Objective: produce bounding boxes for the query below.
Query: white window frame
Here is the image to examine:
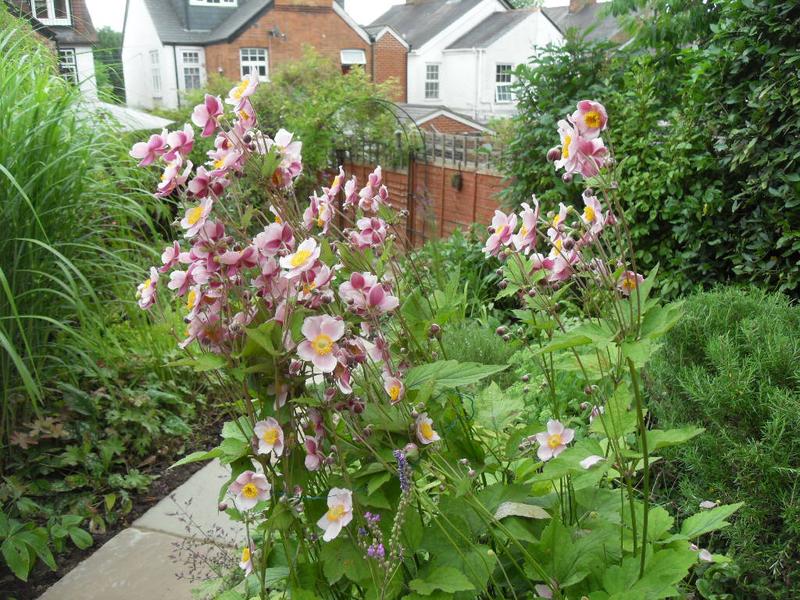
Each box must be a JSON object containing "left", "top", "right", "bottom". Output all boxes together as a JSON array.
[
  {"left": 424, "top": 63, "right": 440, "bottom": 101},
  {"left": 340, "top": 49, "right": 366, "bottom": 66},
  {"left": 179, "top": 48, "right": 205, "bottom": 91},
  {"left": 239, "top": 48, "right": 268, "bottom": 81},
  {"left": 188, "top": 0, "right": 237, "bottom": 6},
  {"left": 58, "top": 48, "right": 77, "bottom": 85},
  {"left": 30, "top": 0, "right": 71, "bottom": 26},
  {"left": 495, "top": 63, "right": 514, "bottom": 103},
  {"left": 150, "top": 50, "right": 162, "bottom": 97}
]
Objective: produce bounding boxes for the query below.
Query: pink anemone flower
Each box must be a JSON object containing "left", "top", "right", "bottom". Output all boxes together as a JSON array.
[
  {"left": 317, "top": 488, "right": 353, "bottom": 542},
  {"left": 129, "top": 130, "right": 167, "bottom": 166},
  {"left": 254, "top": 222, "right": 294, "bottom": 258},
  {"left": 279, "top": 238, "right": 320, "bottom": 279},
  {"left": 483, "top": 210, "right": 517, "bottom": 257},
  {"left": 534, "top": 419, "right": 574, "bottom": 461},
  {"left": 229, "top": 471, "right": 271, "bottom": 510},
  {"left": 617, "top": 271, "right": 644, "bottom": 296},
  {"left": 180, "top": 197, "right": 214, "bottom": 238},
  {"left": 191, "top": 94, "right": 224, "bottom": 138},
  {"left": 254, "top": 417, "right": 284, "bottom": 457},
  {"left": 188, "top": 165, "right": 228, "bottom": 199},
  {"left": 164, "top": 124, "right": 195, "bottom": 161},
  {"left": 226, "top": 73, "right": 259, "bottom": 110},
  {"left": 512, "top": 198, "right": 541, "bottom": 253},
  {"left": 297, "top": 315, "right": 345, "bottom": 373},
  {"left": 383, "top": 373, "right": 405, "bottom": 405},
  {"left": 304, "top": 437, "right": 324, "bottom": 471},
  {"left": 239, "top": 544, "right": 255, "bottom": 575},
  {"left": 160, "top": 241, "right": 181, "bottom": 273},
  {"left": 415, "top": 412, "right": 441, "bottom": 445},
  {"left": 572, "top": 100, "right": 608, "bottom": 139},
  {"left": 343, "top": 175, "right": 359, "bottom": 209},
  {"left": 136, "top": 267, "right": 159, "bottom": 310},
  {"left": 156, "top": 158, "right": 192, "bottom": 197}
]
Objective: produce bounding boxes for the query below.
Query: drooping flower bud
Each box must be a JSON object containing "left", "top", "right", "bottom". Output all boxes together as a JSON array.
[{"left": 547, "top": 147, "right": 561, "bottom": 162}]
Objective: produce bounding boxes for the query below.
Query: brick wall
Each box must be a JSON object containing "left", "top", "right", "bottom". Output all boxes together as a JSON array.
[
  {"left": 342, "top": 160, "right": 504, "bottom": 247},
  {"left": 372, "top": 32, "right": 407, "bottom": 103},
  {"left": 205, "top": 4, "right": 371, "bottom": 82},
  {"left": 421, "top": 115, "right": 483, "bottom": 135}
]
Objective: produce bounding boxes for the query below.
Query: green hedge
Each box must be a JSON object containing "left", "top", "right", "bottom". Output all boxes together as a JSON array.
[
  {"left": 502, "top": 0, "right": 800, "bottom": 297},
  {"left": 646, "top": 287, "right": 800, "bottom": 597}
]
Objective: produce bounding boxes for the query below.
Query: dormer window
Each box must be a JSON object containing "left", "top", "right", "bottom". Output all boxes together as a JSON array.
[
  {"left": 30, "top": 0, "right": 71, "bottom": 26},
  {"left": 188, "top": 0, "right": 238, "bottom": 6}
]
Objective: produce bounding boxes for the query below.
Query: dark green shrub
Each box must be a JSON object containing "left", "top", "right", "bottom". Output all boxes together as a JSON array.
[{"left": 646, "top": 287, "right": 800, "bottom": 597}]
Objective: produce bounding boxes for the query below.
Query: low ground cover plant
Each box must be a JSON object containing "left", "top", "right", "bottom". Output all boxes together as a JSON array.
[
  {"left": 647, "top": 287, "right": 800, "bottom": 598},
  {"left": 129, "top": 73, "right": 742, "bottom": 599}
]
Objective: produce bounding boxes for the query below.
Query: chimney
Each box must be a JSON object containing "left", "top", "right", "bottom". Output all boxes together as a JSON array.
[{"left": 569, "top": 0, "right": 595, "bottom": 13}]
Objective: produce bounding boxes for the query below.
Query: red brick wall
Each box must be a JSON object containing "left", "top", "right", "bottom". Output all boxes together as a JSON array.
[
  {"left": 205, "top": 4, "right": 371, "bottom": 82},
  {"left": 372, "top": 32, "right": 407, "bottom": 103},
  {"left": 342, "top": 161, "right": 504, "bottom": 247},
  {"left": 421, "top": 115, "right": 483, "bottom": 135}
]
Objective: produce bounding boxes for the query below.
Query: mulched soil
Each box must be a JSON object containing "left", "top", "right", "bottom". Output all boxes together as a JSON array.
[{"left": 1, "top": 416, "right": 222, "bottom": 600}]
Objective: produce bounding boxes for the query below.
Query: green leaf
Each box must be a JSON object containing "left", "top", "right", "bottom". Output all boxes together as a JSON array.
[
  {"left": 1, "top": 538, "right": 31, "bottom": 581},
  {"left": 409, "top": 566, "right": 475, "bottom": 595},
  {"left": 404, "top": 360, "right": 507, "bottom": 390},
  {"left": 473, "top": 382, "right": 525, "bottom": 430},
  {"left": 17, "top": 530, "right": 56, "bottom": 570},
  {"left": 645, "top": 427, "right": 704, "bottom": 451},
  {"left": 167, "top": 353, "right": 227, "bottom": 372},
  {"left": 68, "top": 527, "right": 93, "bottom": 550},
  {"left": 170, "top": 447, "right": 223, "bottom": 469},
  {"left": 640, "top": 301, "right": 684, "bottom": 340},
  {"left": 244, "top": 323, "right": 280, "bottom": 356},
  {"left": 678, "top": 503, "right": 743, "bottom": 540},
  {"left": 493, "top": 501, "right": 549, "bottom": 521}
]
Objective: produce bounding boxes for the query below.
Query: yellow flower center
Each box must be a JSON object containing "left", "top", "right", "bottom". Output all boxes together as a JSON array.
[
  {"left": 420, "top": 422, "right": 435, "bottom": 439},
  {"left": 554, "top": 238, "right": 563, "bottom": 252},
  {"left": 562, "top": 135, "right": 571, "bottom": 159},
  {"left": 274, "top": 213, "right": 282, "bottom": 224},
  {"left": 242, "top": 483, "right": 259, "bottom": 499},
  {"left": 547, "top": 433, "right": 563, "bottom": 449},
  {"left": 331, "top": 175, "right": 341, "bottom": 189},
  {"left": 241, "top": 547, "right": 251, "bottom": 563},
  {"left": 302, "top": 281, "right": 317, "bottom": 295},
  {"left": 496, "top": 224, "right": 507, "bottom": 238},
  {"left": 290, "top": 249, "right": 312, "bottom": 268},
  {"left": 142, "top": 278, "right": 152, "bottom": 290},
  {"left": 389, "top": 385, "right": 401, "bottom": 402},
  {"left": 312, "top": 334, "right": 334, "bottom": 355},
  {"left": 552, "top": 214, "right": 561, "bottom": 228},
  {"left": 584, "top": 111, "right": 601, "bottom": 128},
  {"left": 327, "top": 504, "right": 346, "bottom": 522},
  {"left": 519, "top": 225, "right": 528, "bottom": 237},
  {"left": 622, "top": 277, "right": 637, "bottom": 291},
  {"left": 186, "top": 289, "right": 197, "bottom": 310},
  {"left": 214, "top": 159, "right": 225, "bottom": 169},
  {"left": 187, "top": 205, "right": 204, "bottom": 225},
  {"left": 238, "top": 109, "right": 249, "bottom": 121},
  {"left": 583, "top": 205, "right": 596, "bottom": 222},
  {"left": 232, "top": 78, "right": 249, "bottom": 100},
  {"left": 262, "top": 428, "right": 279, "bottom": 445}
]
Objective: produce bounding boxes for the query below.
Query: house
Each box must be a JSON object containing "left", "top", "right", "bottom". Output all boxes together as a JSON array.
[
  {"left": 5, "top": 0, "right": 98, "bottom": 98},
  {"left": 366, "top": 0, "right": 623, "bottom": 123},
  {"left": 122, "top": 0, "right": 374, "bottom": 110}
]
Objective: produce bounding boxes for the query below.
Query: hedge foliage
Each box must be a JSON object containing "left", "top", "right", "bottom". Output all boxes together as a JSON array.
[
  {"left": 646, "top": 287, "right": 800, "bottom": 597},
  {"left": 502, "top": 0, "right": 800, "bottom": 297}
]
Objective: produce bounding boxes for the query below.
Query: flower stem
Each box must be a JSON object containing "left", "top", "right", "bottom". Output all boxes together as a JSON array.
[{"left": 628, "top": 357, "right": 650, "bottom": 577}]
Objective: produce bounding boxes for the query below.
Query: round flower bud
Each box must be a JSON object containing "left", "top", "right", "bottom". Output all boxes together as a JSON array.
[
  {"left": 563, "top": 238, "right": 576, "bottom": 251},
  {"left": 242, "top": 132, "right": 253, "bottom": 144},
  {"left": 495, "top": 268, "right": 504, "bottom": 277},
  {"left": 498, "top": 280, "right": 508, "bottom": 290},
  {"left": 218, "top": 502, "right": 228, "bottom": 512},
  {"left": 584, "top": 385, "right": 594, "bottom": 396},
  {"left": 495, "top": 326, "right": 507, "bottom": 336},
  {"left": 428, "top": 323, "right": 441, "bottom": 338},
  {"left": 459, "top": 458, "right": 470, "bottom": 466},
  {"left": 502, "top": 334, "right": 511, "bottom": 342},
  {"left": 467, "top": 468, "right": 477, "bottom": 478},
  {"left": 580, "top": 401, "right": 590, "bottom": 410},
  {"left": 562, "top": 173, "right": 573, "bottom": 183},
  {"left": 546, "top": 147, "right": 561, "bottom": 162},
  {"left": 521, "top": 374, "right": 530, "bottom": 383},
  {"left": 523, "top": 386, "right": 530, "bottom": 394}
]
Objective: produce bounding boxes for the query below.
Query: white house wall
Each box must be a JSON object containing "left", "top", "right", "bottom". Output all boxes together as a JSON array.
[
  {"left": 74, "top": 45, "right": 97, "bottom": 99},
  {"left": 122, "top": 0, "right": 179, "bottom": 110},
  {"left": 406, "top": 0, "right": 508, "bottom": 107}
]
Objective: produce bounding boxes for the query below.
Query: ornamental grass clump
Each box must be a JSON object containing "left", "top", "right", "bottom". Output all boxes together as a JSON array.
[{"left": 132, "top": 75, "right": 742, "bottom": 599}]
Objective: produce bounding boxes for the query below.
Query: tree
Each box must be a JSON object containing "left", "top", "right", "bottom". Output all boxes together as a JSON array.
[{"left": 94, "top": 27, "right": 124, "bottom": 103}]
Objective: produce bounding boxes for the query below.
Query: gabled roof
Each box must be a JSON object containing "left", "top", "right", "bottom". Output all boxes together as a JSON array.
[
  {"left": 394, "top": 103, "right": 492, "bottom": 134},
  {"left": 367, "top": 0, "right": 514, "bottom": 50},
  {"left": 142, "top": 0, "right": 272, "bottom": 45},
  {"left": 4, "top": 0, "right": 97, "bottom": 44},
  {"left": 541, "top": 3, "right": 624, "bottom": 43},
  {"left": 446, "top": 9, "right": 535, "bottom": 50}
]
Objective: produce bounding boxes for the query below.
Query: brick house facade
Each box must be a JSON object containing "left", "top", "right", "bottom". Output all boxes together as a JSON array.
[{"left": 371, "top": 28, "right": 408, "bottom": 103}]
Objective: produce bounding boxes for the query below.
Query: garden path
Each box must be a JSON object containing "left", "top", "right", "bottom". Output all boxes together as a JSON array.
[{"left": 38, "top": 460, "right": 240, "bottom": 600}]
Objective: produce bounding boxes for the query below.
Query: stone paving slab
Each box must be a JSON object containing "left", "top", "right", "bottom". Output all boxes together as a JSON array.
[
  {"left": 38, "top": 528, "right": 215, "bottom": 600},
  {"left": 38, "top": 459, "right": 243, "bottom": 600},
  {"left": 133, "top": 459, "right": 245, "bottom": 544}
]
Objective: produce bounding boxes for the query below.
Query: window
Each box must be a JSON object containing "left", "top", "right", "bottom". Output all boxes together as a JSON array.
[
  {"left": 58, "top": 48, "right": 77, "bottom": 85},
  {"left": 240, "top": 48, "right": 268, "bottom": 81},
  {"left": 495, "top": 64, "right": 514, "bottom": 103},
  {"left": 340, "top": 49, "right": 366, "bottom": 74},
  {"left": 189, "top": 0, "right": 237, "bottom": 5},
  {"left": 30, "top": 0, "right": 70, "bottom": 25},
  {"left": 150, "top": 50, "right": 161, "bottom": 96},
  {"left": 181, "top": 50, "right": 202, "bottom": 90},
  {"left": 424, "top": 64, "right": 439, "bottom": 100}
]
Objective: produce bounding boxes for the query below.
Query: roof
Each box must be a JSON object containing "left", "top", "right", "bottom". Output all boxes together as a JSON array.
[
  {"left": 367, "top": 0, "right": 490, "bottom": 50},
  {"left": 142, "top": 0, "right": 272, "bottom": 45},
  {"left": 4, "top": 0, "right": 97, "bottom": 44},
  {"left": 446, "top": 9, "right": 535, "bottom": 50},
  {"left": 541, "top": 3, "right": 624, "bottom": 43},
  {"left": 393, "top": 103, "right": 492, "bottom": 133}
]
